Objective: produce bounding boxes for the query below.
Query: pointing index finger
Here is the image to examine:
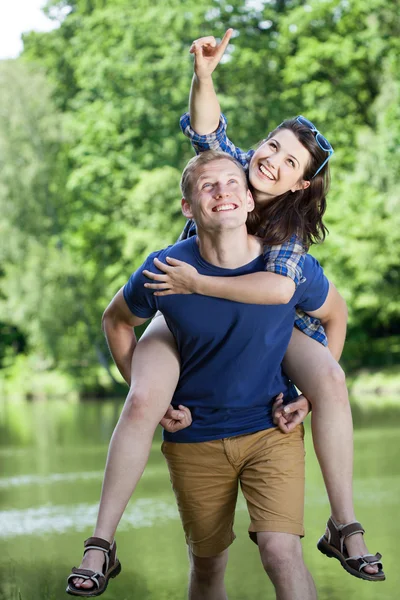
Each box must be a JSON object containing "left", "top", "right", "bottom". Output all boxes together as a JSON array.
[{"left": 216, "top": 28, "right": 233, "bottom": 58}]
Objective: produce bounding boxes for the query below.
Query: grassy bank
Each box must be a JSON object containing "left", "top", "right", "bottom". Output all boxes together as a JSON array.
[
  {"left": 1, "top": 355, "right": 399, "bottom": 412},
  {"left": 348, "top": 366, "right": 400, "bottom": 407},
  {"left": 346, "top": 366, "right": 400, "bottom": 426}
]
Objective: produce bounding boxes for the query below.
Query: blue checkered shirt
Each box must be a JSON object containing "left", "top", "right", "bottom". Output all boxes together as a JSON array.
[{"left": 179, "top": 112, "right": 327, "bottom": 346}]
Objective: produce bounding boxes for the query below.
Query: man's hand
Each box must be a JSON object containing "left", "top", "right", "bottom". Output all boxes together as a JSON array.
[
  {"left": 190, "top": 29, "right": 233, "bottom": 80},
  {"left": 143, "top": 257, "right": 200, "bottom": 296},
  {"left": 160, "top": 404, "right": 193, "bottom": 433},
  {"left": 272, "top": 393, "right": 311, "bottom": 434}
]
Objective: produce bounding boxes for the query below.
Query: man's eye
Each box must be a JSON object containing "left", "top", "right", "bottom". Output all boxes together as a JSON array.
[
  {"left": 228, "top": 179, "right": 238, "bottom": 184},
  {"left": 202, "top": 182, "right": 213, "bottom": 189}
]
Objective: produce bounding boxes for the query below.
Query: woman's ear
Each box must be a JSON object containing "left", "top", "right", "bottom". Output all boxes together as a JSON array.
[
  {"left": 181, "top": 198, "right": 193, "bottom": 218},
  {"left": 291, "top": 179, "right": 311, "bottom": 193}
]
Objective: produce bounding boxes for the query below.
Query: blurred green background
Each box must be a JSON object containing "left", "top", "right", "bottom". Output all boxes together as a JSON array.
[
  {"left": 0, "top": 0, "right": 399, "bottom": 401},
  {"left": 0, "top": 1, "right": 399, "bottom": 598}
]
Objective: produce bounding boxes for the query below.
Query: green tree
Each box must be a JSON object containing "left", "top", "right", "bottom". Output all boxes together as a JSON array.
[
  {"left": 0, "top": 0, "right": 396, "bottom": 393},
  {"left": 0, "top": 62, "right": 102, "bottom": 386},
  {"left": 313, "top": 51, "right": 400, "bottom": 366}
]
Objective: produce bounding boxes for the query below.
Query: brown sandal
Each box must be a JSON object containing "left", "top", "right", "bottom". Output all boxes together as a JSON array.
[
  {"left": 317, "top": 517, "right": 385, "bottom": 582},
  {"left": 66, "top": 537, "right": 121, "bottom": 597}
]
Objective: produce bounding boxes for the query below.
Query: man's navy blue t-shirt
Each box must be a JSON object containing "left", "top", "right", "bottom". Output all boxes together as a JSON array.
[{"left": 123, "top": 236, "right": 329, "bottom": 443}]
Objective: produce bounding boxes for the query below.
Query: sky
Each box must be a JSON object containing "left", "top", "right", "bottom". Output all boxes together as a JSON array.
[{"left": 0, "top": 0, "right": 60, "bottom": 59}]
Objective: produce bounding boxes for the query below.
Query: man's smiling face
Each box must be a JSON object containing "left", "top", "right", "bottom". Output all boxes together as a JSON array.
[{"left": 181, "top": 158, "right": 254, "bottom": 232}]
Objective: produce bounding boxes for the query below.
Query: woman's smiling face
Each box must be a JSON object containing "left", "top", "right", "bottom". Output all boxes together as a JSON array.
[{"left": 248, "top": 128, "right": 311, "bottom": 203}]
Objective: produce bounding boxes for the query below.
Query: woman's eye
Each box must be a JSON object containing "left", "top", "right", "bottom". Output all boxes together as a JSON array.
[
  {"left": 287, "top": 159, "right": 295, "bottom": 168},
  {"left": 269, "top": 142, "right": 277, "bottom": 150}
]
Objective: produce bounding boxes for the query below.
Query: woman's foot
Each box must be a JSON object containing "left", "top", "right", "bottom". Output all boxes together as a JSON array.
[
  {"left": 72, "top": 548, "right": 107, "bottom": 589},
  {"left": 66, "top": 537, "right": 121, "bottom": 596},
  {"left": 317, "top": 518, "right": 385, "bottom": 581},
  {"left": 340, "top": 530, "right": 378, "bottom": 574}
]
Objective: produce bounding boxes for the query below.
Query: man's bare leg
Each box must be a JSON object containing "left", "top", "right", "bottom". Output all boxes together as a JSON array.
[
  {"left": 283, "top": 328, "right": 377, "bottom": 573},
  {"left": 188, "top": 549, "right": 229, "bottom": 600},
  {"left": 73, "top": 316, "right": 180, "bottom": 589},
  {"left": 258, "top": 532, "right": 317, "bottom": 600}
]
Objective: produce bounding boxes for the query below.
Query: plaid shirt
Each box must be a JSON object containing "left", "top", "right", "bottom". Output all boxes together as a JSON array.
[{"left": 179, "top": 112, "right": 327, "bottom": 346}]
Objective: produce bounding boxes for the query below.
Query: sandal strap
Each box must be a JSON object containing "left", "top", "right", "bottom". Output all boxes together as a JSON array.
[
  {"left": 339, "top": 521, "right": 365, "bottom": 539},
  {"left": 346, "top": 553, "right": 383, "bottom": 572},
  {"left": 83, "top": 536, "right": 113, "bottom": 573},
  {"left": 325, "top": 518, "right": 340, "bottom": 549},
  {"left": 325, "top": 518, "right": 365, "bottom": 554},
  {"left": 67, "top": 568, "right": 105, "bottom": 589},
  {"left": 84, "top": 537, "right": 111, "bottom": 552}
]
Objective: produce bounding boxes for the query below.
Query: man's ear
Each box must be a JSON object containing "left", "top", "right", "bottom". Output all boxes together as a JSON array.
[
  {"left": 246, "top": 189, "right": 255, "bottom": 213},
  {"left": 291, "top": 179, "right": 311, "bottom": 193},
  {"left": 181, "top": 197, "right": 193, "bottom": 218}
]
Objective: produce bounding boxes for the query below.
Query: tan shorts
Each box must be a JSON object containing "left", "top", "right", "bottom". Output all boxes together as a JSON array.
[{"left": 162, "top": 425, "right": 305, "bottom": 557}]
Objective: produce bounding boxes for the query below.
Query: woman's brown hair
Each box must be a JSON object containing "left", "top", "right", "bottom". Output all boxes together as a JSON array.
[{"left": 246, "top": 118, "right": 331, "bottom": 250}]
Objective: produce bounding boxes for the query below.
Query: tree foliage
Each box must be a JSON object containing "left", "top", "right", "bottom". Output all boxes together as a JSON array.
[{"left": 0, "top": 0, "right": 399, "bottom": 392}]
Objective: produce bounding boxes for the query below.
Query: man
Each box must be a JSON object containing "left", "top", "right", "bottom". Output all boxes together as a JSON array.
[{"left": 108, "top": 150, "right": 341, "bottom": 600}]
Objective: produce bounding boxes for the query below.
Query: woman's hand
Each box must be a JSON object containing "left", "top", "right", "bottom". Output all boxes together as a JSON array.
[
  {"left": 272, "top": 393, "right": 311, "bottom": 434},
  {"left": 190, "top": 29, "right": 233, "bottom": 80},
  {"left": 143, "top": 256, "right": 200, "bottom": 296},
  {"left": 160, "top": 404, "right": 193, "bottom": 433}
]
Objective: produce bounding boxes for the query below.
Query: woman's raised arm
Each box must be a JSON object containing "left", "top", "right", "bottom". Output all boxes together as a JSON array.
[{"left": 189, "top": 29, "right": 233, "bottom": 134}]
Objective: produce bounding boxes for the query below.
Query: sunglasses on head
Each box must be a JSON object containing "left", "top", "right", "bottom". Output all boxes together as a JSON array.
[{"left": 296, "top": 116, "right": 334, "bottom": 178}]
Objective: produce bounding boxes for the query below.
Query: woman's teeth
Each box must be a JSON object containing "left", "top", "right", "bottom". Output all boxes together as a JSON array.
[{"left": 259, "top": 164, "right": 275, "bottom": 180}]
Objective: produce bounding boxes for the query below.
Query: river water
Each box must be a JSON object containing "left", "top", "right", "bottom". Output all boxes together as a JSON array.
[{"left": 0, "top": 399, "right": 398, "bottom": 599}]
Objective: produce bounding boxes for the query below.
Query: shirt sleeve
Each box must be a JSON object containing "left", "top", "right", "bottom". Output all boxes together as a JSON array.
[
  {"left": 123, "top": 254, "right": 159, "bottom": 319},
  {"left": 179, "top": 112, "right": 253, "bottom": 168},
  {"left": 297, "top": 256, "right": 330, "bottom": 313},
  {"left": 263, "top": 235, "right": 306, "bottom": 287},
  {"left": 294, "top": 309, "right": 328, "bottom": 347}
]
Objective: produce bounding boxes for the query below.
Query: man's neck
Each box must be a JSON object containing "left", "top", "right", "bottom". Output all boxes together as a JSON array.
[{"left": 196, "top": 226, "right": 262, "bottom": 269}]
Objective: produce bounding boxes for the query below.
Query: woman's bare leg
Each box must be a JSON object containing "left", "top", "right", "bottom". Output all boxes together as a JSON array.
[
  {"left": 73, "top": 315, "right": 180, "bottom": 588},
  {"left": 283, "top": 327, "right": 377, "bottom": 573}
]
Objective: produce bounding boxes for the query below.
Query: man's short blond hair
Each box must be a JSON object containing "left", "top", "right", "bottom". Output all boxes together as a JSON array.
[{"left": 180, "top": 150, "right": 248, "bottom": 201}]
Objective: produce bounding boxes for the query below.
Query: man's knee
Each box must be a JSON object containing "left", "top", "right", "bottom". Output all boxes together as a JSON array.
[
  {"left": 258, "top": 532, "right": 304, "bottom": 574},
  {"left": 190, "top": 550, "right": 228, "bottom": 583}
]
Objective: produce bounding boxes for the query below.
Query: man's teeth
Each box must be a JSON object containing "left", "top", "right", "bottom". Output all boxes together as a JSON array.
[
  {"left": 259, "top": 164, "right": 275, "bottom": 180},
  {"left": 213, "top": 204, "right": 236, "bottom": 212}
]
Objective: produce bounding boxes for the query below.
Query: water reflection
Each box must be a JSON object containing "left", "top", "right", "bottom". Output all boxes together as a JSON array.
[
  {"left": 0, "top": 498, "right": 180, "bottom": 538},
  {"left": 0, "top": 471, "right": 103, "bottom": 488},
  {"left": 0, "top": 463, "right": 167, "bottom": 489},
  {"left": 0, "top": 399, "right": 398, "bottom": 600}
]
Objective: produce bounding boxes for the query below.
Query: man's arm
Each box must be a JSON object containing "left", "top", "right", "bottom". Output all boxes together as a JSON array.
[
  {"left": 102, "top": 288, "right": 150, "bottom": 385},
  {"left": 189, "top": 30, "right": 232, "bottom": 134},
  {"left": 306, "top": 281, "right": 348, "bottom": 360}
]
